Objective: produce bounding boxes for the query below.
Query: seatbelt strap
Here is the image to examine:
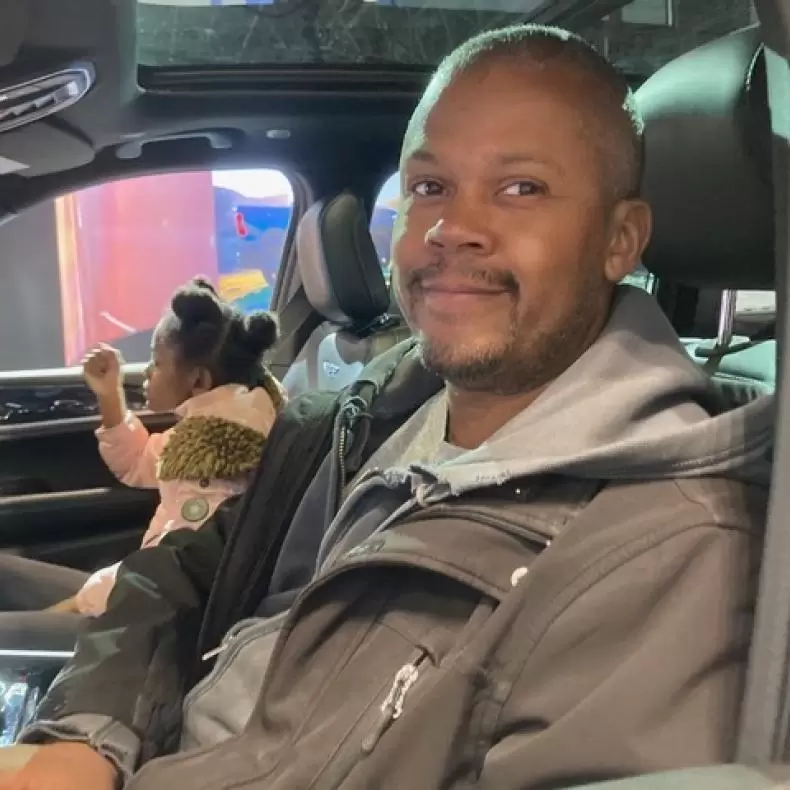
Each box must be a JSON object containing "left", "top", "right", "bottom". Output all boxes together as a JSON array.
[
  {"left": 267, "top": 287, "right": 324, "bottom": 381},
  {"left": 736, "top": 15, "right": 790, "bottom": 756},
  {"left": 737, "top": 422, "right": 790, "bottom": 764},
  {"left": 737, "top": 300, "right": 789, "bottom": 761},
  {"left": 196, "top": 388, "right": 342, "bottom": 668}
]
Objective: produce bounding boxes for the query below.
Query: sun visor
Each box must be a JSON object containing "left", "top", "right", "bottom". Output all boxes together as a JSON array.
[{"left": 0, "top": 123, "right": 94, "bottom": 177}]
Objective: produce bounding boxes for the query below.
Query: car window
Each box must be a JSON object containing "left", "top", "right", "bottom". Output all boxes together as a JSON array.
[
  {"left": 0, "top": 168, "right": 294, "bottom": 372},
  {"left": 371, "top": 172, "right": 399, "bottom": 285},
  {"left": 371, "top": 171, "right": 656, "bottom": 294},
  {"left": 736, "top": 290, "right": 776, "bottom": 331}
]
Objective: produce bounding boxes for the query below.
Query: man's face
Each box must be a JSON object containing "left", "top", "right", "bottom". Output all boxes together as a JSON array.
[{"left": 392, "top": 61, "right": 651, "bottom": 395}]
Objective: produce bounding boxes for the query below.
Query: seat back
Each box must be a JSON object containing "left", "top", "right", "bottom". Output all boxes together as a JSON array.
[
  {"left": 636, "top": 25, "right": 775, "bottom": 404},
  {"left": 283, "top": 192, "right": 410, "bottom": 396}
]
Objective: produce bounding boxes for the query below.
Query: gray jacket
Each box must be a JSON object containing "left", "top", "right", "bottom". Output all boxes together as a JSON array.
[{"left": 25, "top": 287, "right": 773, "bottom": 789}]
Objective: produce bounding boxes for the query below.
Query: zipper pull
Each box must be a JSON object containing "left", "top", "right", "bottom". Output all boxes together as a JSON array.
[
  {"left": 340, "top": 396, "right": 364, "bottom": 427},
  {"left": 361, "top": 661, "right": 420, "bottom": 754},
  {"left": 202, "top": 628, "right": 238, "bottom": 662},
  {"left": 201, "top": 644, "right": 225, "bottom": 662}
]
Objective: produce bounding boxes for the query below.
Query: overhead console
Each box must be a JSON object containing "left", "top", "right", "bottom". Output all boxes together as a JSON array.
[{"left": 0, "top": 0, "right": 136, "bottom": 180}]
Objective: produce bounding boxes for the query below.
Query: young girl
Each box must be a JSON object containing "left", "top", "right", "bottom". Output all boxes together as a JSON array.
[{"left": 51, "top": 276, "right": 285, "bottom": 616}]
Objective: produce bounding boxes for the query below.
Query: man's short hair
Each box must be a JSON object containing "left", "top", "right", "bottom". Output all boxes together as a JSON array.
[{"left": 432, "top": 24, "right": 645, "bottom": 201}]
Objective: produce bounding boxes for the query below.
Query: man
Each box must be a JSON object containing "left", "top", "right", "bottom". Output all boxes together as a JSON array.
[{"left": 0, "top": 23, "right": 773, "bottom": 790}]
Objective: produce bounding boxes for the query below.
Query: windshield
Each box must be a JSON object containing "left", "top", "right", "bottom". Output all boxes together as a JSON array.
[{"left": 136, "top": 0, "right": 758, "bottom": 77}]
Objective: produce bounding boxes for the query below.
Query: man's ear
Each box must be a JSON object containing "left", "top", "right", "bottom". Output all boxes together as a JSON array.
[{"left": 603, "top": 199, "right": 653, "bottom": 284}]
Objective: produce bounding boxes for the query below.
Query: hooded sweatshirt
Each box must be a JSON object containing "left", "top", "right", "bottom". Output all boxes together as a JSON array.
[{"left": 315, "top": 286, "right": 770, "bottom": 564}]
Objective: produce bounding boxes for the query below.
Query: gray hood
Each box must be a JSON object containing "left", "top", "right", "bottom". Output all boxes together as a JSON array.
[
  {"left": 317, "top": 285, "right": 773, "bottom": 567},
  {"left": 413, "top": 286, "right": 773, "bottom": 495}
]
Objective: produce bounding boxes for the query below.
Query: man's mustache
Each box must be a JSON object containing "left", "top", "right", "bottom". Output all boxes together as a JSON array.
[{"left": 405, "top": 262, "right": 519, "bottom": 293}]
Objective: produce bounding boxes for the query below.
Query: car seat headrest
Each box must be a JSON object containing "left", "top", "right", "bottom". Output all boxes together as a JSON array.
[
  {"left": 637, "top": 25, "right": 774, "bottom": 290},
  {"left": 296, "top": 192, "right": 391, "bottom": 327}
]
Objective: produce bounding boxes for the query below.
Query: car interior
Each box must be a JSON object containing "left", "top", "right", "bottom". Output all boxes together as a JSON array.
[{"left": 0, "top": 0, "right": 788, "bottom": 784}]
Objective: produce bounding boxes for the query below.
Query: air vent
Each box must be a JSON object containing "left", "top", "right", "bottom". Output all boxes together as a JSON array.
[{"left": 0, "top": 65, "right": 94, "bottom": 134}]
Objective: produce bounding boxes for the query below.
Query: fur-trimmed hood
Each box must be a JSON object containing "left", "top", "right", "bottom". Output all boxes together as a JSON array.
[{"left": 157, "top": 384, "right": 279, "bottom": 482}]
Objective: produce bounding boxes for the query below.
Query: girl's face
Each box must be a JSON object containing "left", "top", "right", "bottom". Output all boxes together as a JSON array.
[{"left": 144, "top": 335, "right": 209, "bottom": 413}]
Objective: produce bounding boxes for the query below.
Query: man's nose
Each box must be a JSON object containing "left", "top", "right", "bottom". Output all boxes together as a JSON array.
[{"left": 424, "top": 197, "right": 494, "bottom": 255}]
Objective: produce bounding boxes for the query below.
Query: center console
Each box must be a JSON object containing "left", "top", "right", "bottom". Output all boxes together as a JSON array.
[{"left": 0, "top": 650, "right": 72, "bottom": 745}]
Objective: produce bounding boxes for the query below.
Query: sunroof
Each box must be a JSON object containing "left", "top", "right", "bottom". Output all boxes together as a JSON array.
[
  {"left": 137, "top": 0, "right": 563, "bottom": 67},
  {"left": 136, "top": 0, "right": 756, "bottom": 79}
]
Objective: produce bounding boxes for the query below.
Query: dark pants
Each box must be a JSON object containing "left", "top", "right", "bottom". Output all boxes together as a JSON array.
[{"left": 0, "top": 554, "right": 87, "bottom": 651}]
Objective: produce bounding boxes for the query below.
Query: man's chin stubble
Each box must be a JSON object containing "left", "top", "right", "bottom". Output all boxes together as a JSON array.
[{"left": 419, "top": 339, "right": 519, "bottom": 394}]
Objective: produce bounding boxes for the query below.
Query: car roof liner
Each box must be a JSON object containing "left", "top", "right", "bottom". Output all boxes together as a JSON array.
[
  {"left": 0, "top": 0, "right": 420, "bottom": 220},
  {"left": 0, "top": 0, "right": 27, "bottom": 68}
]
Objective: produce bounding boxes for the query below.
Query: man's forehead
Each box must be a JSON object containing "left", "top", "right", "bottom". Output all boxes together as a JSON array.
[
  {"left": 402, "top": 144, "right": 565, "bottom": 176},
  {"left": 401, "top": 65, "right": 590, "bottom": 166}
]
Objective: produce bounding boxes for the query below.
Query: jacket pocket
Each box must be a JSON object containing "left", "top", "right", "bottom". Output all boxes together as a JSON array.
[
  {"left": 308, "top": 646, "right": 432, "bottom": 790},
  {"left": 181, "top": 614, "right": 287, "bottom": 751},
  {"left": 307, "top": 591, "right": 497, "bottom": 790}
]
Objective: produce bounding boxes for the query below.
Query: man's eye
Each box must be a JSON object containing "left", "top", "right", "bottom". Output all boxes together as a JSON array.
[
  {"left": 410, "top": 180, "right": 444, "bottom": 197},
  {"left": 502, "top": 181, "right": 545, "bottom": 197}
]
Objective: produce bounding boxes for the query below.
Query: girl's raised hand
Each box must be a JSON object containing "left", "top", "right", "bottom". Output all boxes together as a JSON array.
[{"left": 82, "top": 344, "right": 123, "bottom": 397}]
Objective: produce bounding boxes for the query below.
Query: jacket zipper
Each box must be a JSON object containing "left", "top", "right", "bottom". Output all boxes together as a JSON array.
[
  {"left": 201, "top": 617, "right": 266, "bottom": 662},
  {"left": 312, "top": 649, "right": 430, "bottom": 790},
  {"left": 337, "top": 396, "right": 364, "bottom": 496},
  {"left": 360, "top": 655, "right": 423, "bottom": 753}
]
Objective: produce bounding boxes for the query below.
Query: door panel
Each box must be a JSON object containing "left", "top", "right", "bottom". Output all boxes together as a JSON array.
[{"left": 0, "top": 367, "right": 172, "bottom": 572}]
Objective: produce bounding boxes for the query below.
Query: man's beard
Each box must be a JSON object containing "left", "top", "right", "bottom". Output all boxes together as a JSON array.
[
  {"left": 396, "top": 257, "right": 612, "bottom": 396},
  {"left": 418, "top": 295, "right": 607, "bottom": 397}
]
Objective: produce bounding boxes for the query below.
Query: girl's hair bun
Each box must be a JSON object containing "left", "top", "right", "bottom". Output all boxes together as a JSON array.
[
  {"left": 243, "top": 311, "right": 279, "bottom": 356},
  {"left": 171, "top": 277, "right": 224, "bottom": 326},
  {"left": 190, "top": 276, "right": 218, "bottom": 295}
]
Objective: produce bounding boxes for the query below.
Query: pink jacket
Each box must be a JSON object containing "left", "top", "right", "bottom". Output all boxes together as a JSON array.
[{"left": 75, "top": 384, "right": 281, "bottom": 616}]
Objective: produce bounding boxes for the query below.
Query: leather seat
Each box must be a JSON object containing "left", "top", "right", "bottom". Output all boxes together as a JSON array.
[
  {"left": 636, "top": 25, "right": 775, "bottom": 404},
  {"left": 282, "top": 192, "right": 411, "bottom": 396}
]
